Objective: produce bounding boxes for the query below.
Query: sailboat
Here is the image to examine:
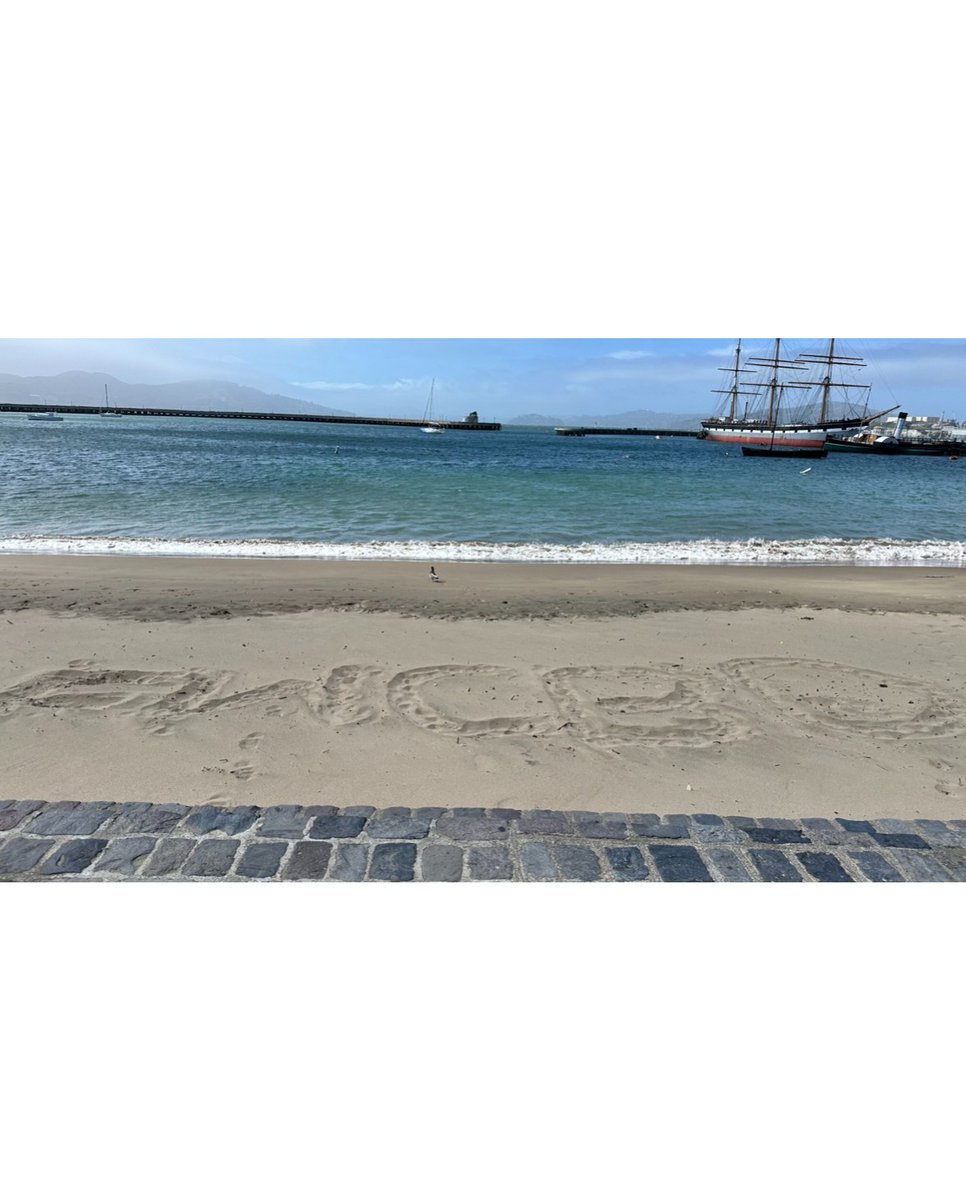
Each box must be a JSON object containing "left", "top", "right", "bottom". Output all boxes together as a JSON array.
[
  {"left": 421, "top": 378, "right": 444, "bottom": 434},
  {"left": 101, "top": 384, "right": 123, "bottom": 416},
  {"left": 702, "top": 339, "right": 897, "bottom": 450}
]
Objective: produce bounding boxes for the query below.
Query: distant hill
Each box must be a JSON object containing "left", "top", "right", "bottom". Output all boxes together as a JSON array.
[
  {"left": 0, "top": 371, "right": 355, "bottom": 417},
  {"left": 508, "top": 409, "right": 706, "bottom": 430}
]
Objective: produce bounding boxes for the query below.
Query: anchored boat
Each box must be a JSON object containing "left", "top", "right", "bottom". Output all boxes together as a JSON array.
[{"left": 703, "top": 339, "right": 897, "bottom": 450}]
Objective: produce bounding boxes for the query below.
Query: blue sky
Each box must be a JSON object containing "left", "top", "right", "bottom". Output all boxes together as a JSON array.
[{"left": 0, "top": 338, "right": 963, "bottom": 421}]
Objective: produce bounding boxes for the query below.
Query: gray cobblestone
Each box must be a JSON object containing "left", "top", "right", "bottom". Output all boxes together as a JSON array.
[
  {"left": 705, "top": 847, "right": 753, "bottom": 882},
  {"left": 141, "top": 838, "right": 196, "bottom": 877},
  {"left": 846, "top": 851, "right": 904, "bottom": 882},
  {"left": 553, "top": 844, "right": 601, "bottom": 881},
  {"left": 796, "top": 851, "right": 854, "bottom": 882},
  {"left": 630, "top": 818, "right": 690, "bottom": 839},
  {"left": 520, "top": 842, "right": 556, "bottom": 881},
  {"left": 93, "top": 837, "right": 158, "bottom": 875},
  {"left": 467, "top": 845, "right": 513, "bottom": 880},
  {"left": 933, "top": 848, "right": 966, "bottom": 881},
  {"left": 237, "top": 842, "right": 287, "bottom": 879},
  {"left": 420, "top": 844, "right": 463, "bottom": 882},
  {"left": 369, "top": 842, "right": 417, "bottom": 881},
  {"left": 307, "top": 813, "right": 367, "bottom": 839},
  {"left": 283, "top": 841, "right": 333, "bottom": 880},
  {"left": 605, "top": 846, "right": 649, "bottom": 881},
  {"left": 4, "top": 800, "right": 966, "bottom": 882},
  {"left": 366, "top": 813, "right": 433, "bottom": 840},
  {"left": 328, "top": 843, "right": 369, "bottom": 881},
  {"left": 690, "top": 821, "right": 743, "bottom": 845},
  {"left": 649, "top": 844, "right": 713, "bottom": 882},
  {"left": 435, "top": 813, "right": 512, "bottom": 840},
  {"left": 0, "top": 836, "right": 56, "bottom": 875},
  {"left": 100, "top": 804, "right": 188, "bottom": 836},
  {"left": 184, "top": 806, "right": 259, "bottom": 836},
  {"left": 915, "top": 821, "right": 966, "bottom": 848},
  {"left": 182, "top": 839, "right": 240, "bottom": 877},
  {"left": 26, "top": 803, "right": 117, "bottom": 837},
  {"left": 255, "top": 806, "right": 310, "bottom": 840},
  {"left": 40, "top": 839, "right": 108, "bottom": 876},
  {"left": 749, "top": 848, "right": 803, "bottom": 882},
  {"left": 887, "top": 849, "right": 955, "bottom": 882},
  {"left": 571, "top": 813, "right": 627, "bottom": 840},
  {"left": 517, "top": 810, "right": 569, "bottom": 835},
  {"left": 0, "top": 801, "right": 44, "bottom": 832}
]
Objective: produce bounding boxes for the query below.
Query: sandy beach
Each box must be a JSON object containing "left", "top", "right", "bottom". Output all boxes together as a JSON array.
[{"left": 2, "top": 556, "right": 965, "bottom": 820}]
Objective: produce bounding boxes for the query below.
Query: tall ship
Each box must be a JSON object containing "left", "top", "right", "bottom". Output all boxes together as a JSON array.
[{"left": 702, "top": 338, "right": 897, "bottom": 449}]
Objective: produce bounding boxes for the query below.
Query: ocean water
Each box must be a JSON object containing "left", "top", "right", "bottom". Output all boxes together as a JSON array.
[{"left": 1, "top": 414, "right": 964, "bottom": 565}]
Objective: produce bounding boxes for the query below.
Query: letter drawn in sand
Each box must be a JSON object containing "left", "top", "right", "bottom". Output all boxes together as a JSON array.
[
  {"left": 541, "top": 666, "right": 754, "bottom": 748},
  {"left": 719, "top": 658, "right": 966, "bottom": 740},
  {"left": 386, "top": 665, "right": 560, "bottom": 737}
]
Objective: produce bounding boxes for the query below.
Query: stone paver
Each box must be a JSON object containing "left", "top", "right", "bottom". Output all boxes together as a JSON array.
[
  {"left": 749, "top": 849, "right": 803, "bottom": 882},
  {"left": 3, "top": 800, "right": 966, "bottom": 882},
  {"left": 796, "top": 851, "right": 854, "bottom": 883},
  {"left": 283, "top": 841, "right": 333, "bottom": 880},
  {"left": 39, "top": 839, "right": 108, "bottom": 876},
  {"left": 237, "top": 842, "right": 287, "bottom": 879},
  {"left": 0, "top": 836, "right": 56, "bottom": 875},
  {"left": 467, "top": 845, "right": 514, "bottom": 881},
  {"left": 184, "top": 807, "right": 259, "bottom": 837},
  {"left": 93, "top": 837, "right": 158, "bottom": 875},
  {"left": 605, "top": 846, "right": 650, "bottom": 881},
  {"left": 141, "top": 839, "right": 196, "bottom": 877},
  {"left": 182, "top": 839, "right": 240, "bottom": 877},
  {"left": 520, "top": 843, "right": 556, "bottom": 882},
  {"left": 369, "top": 843, "right": 417, "bottom": 882},
  {"left": 649, "top": 844, "right": 713, "bottom": 882},
  {"left": 846, "top": 851, "right": 904, "bottom": 883},
  {"left": 420, "top": 844, "right": 463, "bottom": 882},
  {"left": 328, "top": 843, "right": 369, "bottom": 881},
  {"left": 553, "top": 844, "right": 601, "bottom": 881},
  {"left": 705, "top": 847, "right": 753, "bottom": 882}
]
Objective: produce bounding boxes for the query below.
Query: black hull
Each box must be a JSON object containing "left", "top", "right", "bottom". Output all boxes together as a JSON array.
[
  {"left": 741, "top": 446, "right": 828, "bottom": 459},
  {"left": 826, "top": 439, "right": 962, "bottom": 457}
]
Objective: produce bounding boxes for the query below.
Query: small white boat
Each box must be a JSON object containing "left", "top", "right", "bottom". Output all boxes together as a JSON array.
[
  {"left": 421, "top": 378, "right": 444, "bottom": 433},
  {"left": 101, "top": 383, "right": 123, "bottom": 415},
  {"left": 27, "top": 412, "right": 64, "bottom": 422}
]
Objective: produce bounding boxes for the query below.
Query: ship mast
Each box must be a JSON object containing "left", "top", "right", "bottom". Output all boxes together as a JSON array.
[
  {"left": 796, "top": 340, "right": 868, "bottom": 425},
  {"left": 712, "top": 339, "right": 757, "bottom": 421},
  {"left": 746, "top": 339, "right": 808, "bottom": 429}
]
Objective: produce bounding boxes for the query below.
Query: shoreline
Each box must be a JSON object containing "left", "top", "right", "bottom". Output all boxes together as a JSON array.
[{"left": 2, "top": 554, "right": 965, "bottom": 621}]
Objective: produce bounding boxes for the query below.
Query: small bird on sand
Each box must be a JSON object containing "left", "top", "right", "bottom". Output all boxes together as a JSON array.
[{"left": 429, "top": 565, "right": 441, "bottom": 582}]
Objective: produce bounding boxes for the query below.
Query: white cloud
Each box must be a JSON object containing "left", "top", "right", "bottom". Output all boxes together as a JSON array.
[
  {"left": 606, "top": 350, "right": 652, "bottom": 360},
  {"left": 292, "top": 377, "right": 421, "bottom": 392}
]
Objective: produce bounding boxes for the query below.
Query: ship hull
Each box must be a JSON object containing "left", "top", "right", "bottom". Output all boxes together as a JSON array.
[
  {"left": 702, "top": 425, "right": 827, "bottom": 449},
  {"left": 826, "top": 438, "right": 962, "bottom": 456}
]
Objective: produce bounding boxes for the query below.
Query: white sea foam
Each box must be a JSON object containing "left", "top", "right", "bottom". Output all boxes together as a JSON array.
[{"left": 2, "top": 534, "right": 965, "bottom": 566}]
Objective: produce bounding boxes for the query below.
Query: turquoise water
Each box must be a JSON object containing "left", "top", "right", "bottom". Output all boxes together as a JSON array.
[{"left": 1, "top": 414, "right": 964, "bottom": 563}]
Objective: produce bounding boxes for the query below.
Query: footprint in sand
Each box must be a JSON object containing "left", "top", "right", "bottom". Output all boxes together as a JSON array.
[
  {"left": 239, "top": 731, "right": 264, "bottom": 751},
  {"left": 230, "top": 761, "right": 256, "bottom": 781},
  {"left": 719, "top": 658, "right": 966, "bottom": 740}
]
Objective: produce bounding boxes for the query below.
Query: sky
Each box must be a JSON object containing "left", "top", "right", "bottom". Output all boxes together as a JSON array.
[{"left": 1, "top": 338, "right": 963, "bottom": 422}]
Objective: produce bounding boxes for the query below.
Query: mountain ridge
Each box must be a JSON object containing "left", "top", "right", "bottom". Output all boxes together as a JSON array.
[{"left": 0, "top": 371, "right": 355, "bottom": 416}]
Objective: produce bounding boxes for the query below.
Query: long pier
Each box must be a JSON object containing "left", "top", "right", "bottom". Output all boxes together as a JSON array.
[
  {"left": 554, "top": 426, "right": 701, "bottom": 437},
  {"left": 0, "top": 403, "right": 501, "bottom": 431}
]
